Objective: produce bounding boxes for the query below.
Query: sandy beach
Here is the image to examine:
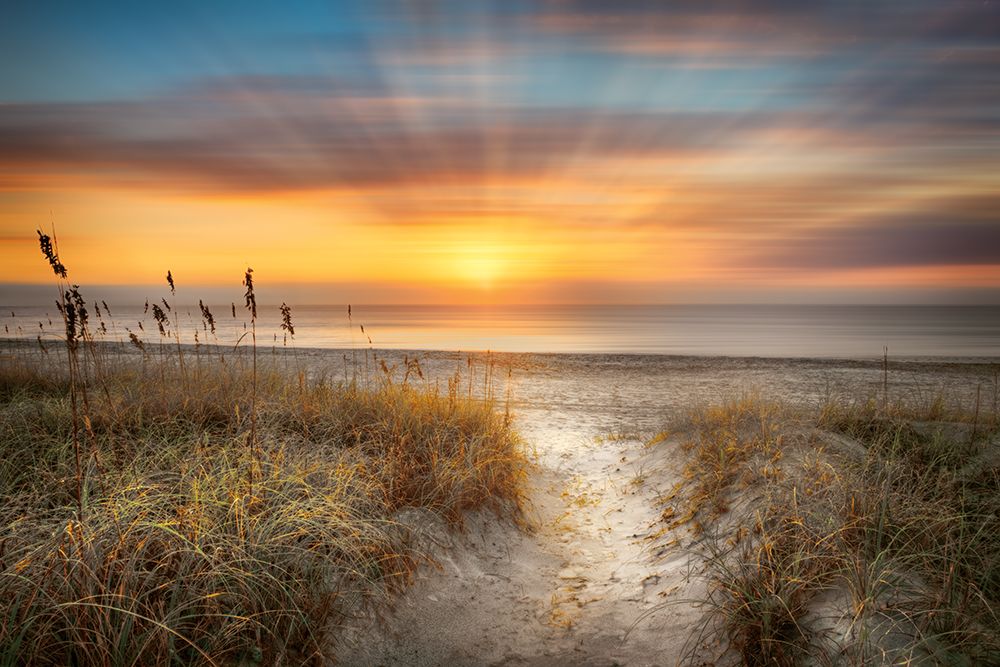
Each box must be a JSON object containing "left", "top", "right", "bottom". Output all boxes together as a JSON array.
[
  {"left": 1, "top": 335, "right": 997, "bottom": 665},
  {"left": 324, "top": 351, "right": 997, "bottom": 665}
]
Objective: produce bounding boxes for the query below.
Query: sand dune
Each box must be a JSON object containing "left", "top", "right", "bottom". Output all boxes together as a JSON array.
[{"left": 334, "top": 353, "right": 996, "bottom": 664}]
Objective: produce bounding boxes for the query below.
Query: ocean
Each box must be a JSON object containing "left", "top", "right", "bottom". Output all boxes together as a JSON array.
[{"left": 2, "top": 303, "right": 998, "bottom": 360}]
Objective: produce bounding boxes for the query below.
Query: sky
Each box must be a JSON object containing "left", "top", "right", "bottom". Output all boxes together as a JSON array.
[{"left": 1, "top": 0, "right": 999, "bottom": 305}]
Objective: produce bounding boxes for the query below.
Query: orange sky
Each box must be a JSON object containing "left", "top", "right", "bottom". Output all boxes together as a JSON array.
[{"left": 2, "top": 1, "right": 999, "bottom": 305}]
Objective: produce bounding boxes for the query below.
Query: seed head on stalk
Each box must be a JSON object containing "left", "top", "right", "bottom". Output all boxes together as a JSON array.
[
  {"left": 37, "top": 230, "right": 67, "bottom": 278},
  {"left": 243, "top": 268, "right": 256, "bottom": 320}
]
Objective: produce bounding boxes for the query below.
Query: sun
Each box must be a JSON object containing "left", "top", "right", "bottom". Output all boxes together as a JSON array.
[{"left": 455, "top": 249, "right": 506, "bottom": 290}]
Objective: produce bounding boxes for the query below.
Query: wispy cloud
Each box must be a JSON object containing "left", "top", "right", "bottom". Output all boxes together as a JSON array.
[{"left": 0, "top": 1, "right": 997, "bottom": 300}]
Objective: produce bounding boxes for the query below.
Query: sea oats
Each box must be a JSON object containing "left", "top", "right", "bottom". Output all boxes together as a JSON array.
[
  {"left": 36, "top": 229, "right": 67, "bottom": 278},
  {"left": 243, "top": 268, "right": 256, "bottom": 320},
  {"left": 280, "top": 302, "right": 294, "bottom": 337},
  {"left": 151, "top": 304, "right": 169, "bottom": 336}
]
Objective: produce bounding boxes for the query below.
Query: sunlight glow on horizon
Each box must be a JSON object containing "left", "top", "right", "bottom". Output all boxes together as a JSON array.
[{"left": 1, "top": 1, "right": 998, "bottom": 304}]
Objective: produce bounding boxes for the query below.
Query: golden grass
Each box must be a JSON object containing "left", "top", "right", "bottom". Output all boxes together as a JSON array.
[
  {"left": 0, "top": 351, "right": 526, "bottom": 665},
  {"left": 659, "top": 393, "right": 1000, "bottom": 665},
  {"left": 1, "top": 230, "right": 527, "bottom": 665}
]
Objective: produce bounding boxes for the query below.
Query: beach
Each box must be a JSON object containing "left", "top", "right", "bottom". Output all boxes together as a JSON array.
[
  {"left": 1, "top": 339, "right": 997, "bottom": 664},
  {"left": 6, "top": 0, "right": 1000, "bottom": 662},
  {"left": 322, "top": 350, "right": 997, "bottom": 665}
]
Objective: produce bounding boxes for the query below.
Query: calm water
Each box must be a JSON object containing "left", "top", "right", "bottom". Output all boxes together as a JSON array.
[{"left": 2, "top": 304, "right": 998, "bottom": 360}]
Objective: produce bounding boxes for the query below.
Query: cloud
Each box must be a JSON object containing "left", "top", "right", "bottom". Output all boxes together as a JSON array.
[
  {"left": 1, "top": 1, "right": 997, "bottom": 289},
  {"left": 3, "top": 0, "right": 997, "bottom": 202},
  {"left": 0, "top": 78, "right": 798, "bottom": 195},
  {"left": 744, "top": 196, "right": 1000, "bottom": 270},
  {"left": 534, "top": 1, "right": 1000, "bottom": 44}
]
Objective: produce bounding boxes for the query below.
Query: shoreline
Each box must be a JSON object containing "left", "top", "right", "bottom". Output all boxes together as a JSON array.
[{"left": 4, "top": 336, "right": 1000, "bottom": 366}]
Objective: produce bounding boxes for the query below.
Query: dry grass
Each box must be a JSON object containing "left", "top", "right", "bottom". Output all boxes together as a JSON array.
[
  {"left": 660, "top": 393, "right": 1000, "bottom": 665},
  {"left": 0, "top": 351, "right": 526, "bottom": 665},
  {"left": 0, "top": 231, "right": 527, "bottom": 665},
  {"left": 658, "top": 395, "right": 786, "bottom": 534}
]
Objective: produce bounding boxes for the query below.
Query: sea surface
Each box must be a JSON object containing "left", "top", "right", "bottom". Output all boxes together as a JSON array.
[{"left": 1, "top": 304, "right": 998, "bottom": 360}]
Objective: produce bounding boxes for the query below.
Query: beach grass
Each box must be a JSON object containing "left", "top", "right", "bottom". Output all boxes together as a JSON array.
[
  {"left": 661, "top": 393, "right": 1000, "bottom": 665},
  {"left": 0, "top": 349, "right": 526, "bottom": 665},
  {"left": 0, "top": 232, "right": 527, "bottom": 665}
]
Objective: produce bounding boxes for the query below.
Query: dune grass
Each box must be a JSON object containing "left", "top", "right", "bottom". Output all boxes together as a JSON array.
[
  {"left": 0, "top": 346, "right": 526, "bottom": 666},
  {"left": 660, "top": 393, "right": 1000, "bottom": 665},
  {"left": 0, "top": 229, "right": 527, "bottom": 665}
]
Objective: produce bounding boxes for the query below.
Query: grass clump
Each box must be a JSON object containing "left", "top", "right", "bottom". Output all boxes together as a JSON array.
[
  {"left": 660, "top": 395, "right": 785, "bottom": 532},
  {"left": 663, "top": 393, "right": 1000, "bottom": 665},
  {"left": 0, "top": 353, "right": 526, "bottom": 665},
  {"left": 0, "top": 226, "right": 526, "bottom": 665}
]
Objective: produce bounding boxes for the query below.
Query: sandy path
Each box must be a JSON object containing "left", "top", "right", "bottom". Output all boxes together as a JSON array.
[{"left": 335, "top": 401, "right": 706, "bottom": 666}]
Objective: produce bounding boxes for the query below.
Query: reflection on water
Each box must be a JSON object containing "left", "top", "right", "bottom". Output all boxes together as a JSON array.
[{"left": 2, "top": 304, "right": 998, "bottom": 359}]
